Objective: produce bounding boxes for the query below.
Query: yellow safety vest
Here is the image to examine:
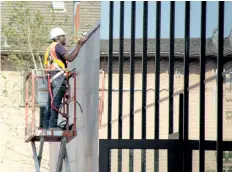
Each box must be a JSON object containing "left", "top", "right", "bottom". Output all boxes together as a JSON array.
[{"left": 44, "top": 42, "right": 67, "bottom": 70}]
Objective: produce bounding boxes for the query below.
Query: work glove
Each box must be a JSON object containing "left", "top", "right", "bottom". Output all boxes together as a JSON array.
[
  {"left": 77, "top": 36, "right": 86, "bottom": 46},
  {"left": 77, "top": 31, "right": 87, "bottom": 46}
]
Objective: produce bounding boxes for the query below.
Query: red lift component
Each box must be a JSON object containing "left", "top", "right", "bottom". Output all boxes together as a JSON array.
[
  {"left": 25, "top": 68, "right": 77, "bottom": 142},
  {"left": 25, "top": 68, "right": 78, "bottom": 172},
  {"left": 98, "top": 70, "right": 105, "bottom": 127}
]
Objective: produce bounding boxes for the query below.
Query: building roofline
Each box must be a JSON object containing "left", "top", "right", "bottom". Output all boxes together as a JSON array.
[{"left": 1, "top": 37, "right": 232, "bottom": 59}]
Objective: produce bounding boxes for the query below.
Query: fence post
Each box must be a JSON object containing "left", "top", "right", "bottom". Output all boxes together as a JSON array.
[{"left": 168, "top": 94, "right": 184, "bottom": 172}]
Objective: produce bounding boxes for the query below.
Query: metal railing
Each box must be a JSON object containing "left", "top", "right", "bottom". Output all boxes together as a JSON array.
[
  {"left": 25, "top": 69, "right": 77, "bottom": 141},
  {"left": 99, "top": 70, "right": 105, "bottom": 127}
]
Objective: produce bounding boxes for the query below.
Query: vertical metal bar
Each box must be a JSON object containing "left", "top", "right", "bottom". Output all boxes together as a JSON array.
[
  {"left": 141, "top": 2, "right": 148, "bottom": 172},
  {"left": 38, "top": 136, "right": 44, "bottom": 166},
  {"left": 168, "top": 93, "right": 184, "bottom": 172},
  {"left": 99, "top": 70, "right": 105, "bottom": 127},
  {"left": 118, "top": 0, "right": 124, "bottom": 140},
  {"left": 179, "top": 94, "right": 184, "bottom": 141},
  {"left": 63, "top": 90, "right": 66, "bottom": 116},
  {"left": 118, "top": 2, "right": 124, "bottom": 172},
  {"left": 25, "top": 79, "right": 29, "bottom": 134},
  {"left": 154, "top": 2, "right": 161, "bottom": 172},
  {"left": 129, "top": 1, "right": 136, "bottom": 172},
  {"left": 99, "top": 140, "right": 109, "bottom": 172},
  {"left": 107, "top": 2, "right": 114, "bottom": 172},
  {"left": 183, "top": 1, "right": 191, "bottom": 172},
  {"left": 217, "top": 2, "right": 224, "bottom": 172},
  {"left": 73, "top": 73, "right": 77, "bottom": 132},
  {"left": 31, "top": 70, "right": 35, "bottom": 132},
  {"left": 169, "top": 1, "right": 175, "bottom": 135},
  {"left": 108, "top": 0, "right": 114, "bottom": 141},
  {"left": 199, "top": 2, "right": 206, "bottom": 172},
  {"left": 64, "top": 148, "right": 71, "bottom": 172},
  {"left": 31, "top": 141, "right": 40, "bottom": 172},
  {"left": 141, "top": 1, "right": 148, "bottom": 140},
  {"left": 179, "top": 93, "right": 184, "bottom": 172},
  {"left": 66, "top": 81, "right": 70, "bottom": 131},
  {"left": 57, "top": 137, "right": 66, "bottom": 172},
  {"left": 21, "top": 70, "right": 25, "bottom": 105},
  {"left": 183, "top": 0, "right": 190, "bottom": 145}
]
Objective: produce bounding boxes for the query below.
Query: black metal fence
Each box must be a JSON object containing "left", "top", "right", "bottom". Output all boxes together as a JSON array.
[{"left": 99, "top": 1, "right": 232, "bottom": 172}]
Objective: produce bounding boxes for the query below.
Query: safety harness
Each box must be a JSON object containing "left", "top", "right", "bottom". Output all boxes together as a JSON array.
[
  {"left": 44, "top": 42, "right": 68, "bottom": 81},
  {"left": 44, "top": 42, "right": 69, "bottom": 117}
]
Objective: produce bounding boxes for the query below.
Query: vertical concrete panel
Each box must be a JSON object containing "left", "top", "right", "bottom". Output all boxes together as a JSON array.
[
  {"left": 85, "top": 94, "right": 94, "bottom": 155},
  {"left": 76, "top": 128, "right": 86, "bottom": 172},
  {"left": 76, "top": 68, "right": 86, "bottom": 130},
  {"left": 84, "top": 26, "right": 100, "bottom": 172},
  {"left": 66, "top": 138, "right": 77, "bottom": 162},
  {"left": 49, "top": 143, "right": 59, "bottom": 171},
  {"left": 86, "top": 155, "right": 93, "bottom": 172},
  {"left": 69, "top": 160, "right": 77, "bottom": 172},
  {"left": 92, "top": 138, "right": 99, "bottom": 172},
  {"left": 49, "top": 24, "right": 100, "bottom": 172}
]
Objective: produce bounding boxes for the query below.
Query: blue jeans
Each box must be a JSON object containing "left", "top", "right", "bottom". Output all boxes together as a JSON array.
[
  {"left": 43, "top": 76, "right": 67, "bottom": 129},
  {"left": 39, "top": 107, "right": 45, "bottom": 128}
]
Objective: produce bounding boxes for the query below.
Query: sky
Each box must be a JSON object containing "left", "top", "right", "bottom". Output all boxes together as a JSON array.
[{"left": 100, "top": 1, "right": 232, "bottom": 39}]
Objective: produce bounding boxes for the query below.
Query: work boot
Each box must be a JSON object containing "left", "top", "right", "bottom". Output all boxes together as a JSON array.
[{"left": 62, "top": 124, "right": 73, "bottom": 130}]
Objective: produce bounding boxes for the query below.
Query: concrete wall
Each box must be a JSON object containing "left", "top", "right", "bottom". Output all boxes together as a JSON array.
[{"left": 49, "top": 24, "right": 100, "bottom": 172}]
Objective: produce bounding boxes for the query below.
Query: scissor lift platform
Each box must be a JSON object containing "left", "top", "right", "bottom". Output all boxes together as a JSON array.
[
  {"left": 25, "top": 128, "right": 77, "bottom": 143},
  {"left": 26, "top": 128, "right": 76, "bottom": 172},
  {"left": 29, "top": 133, "right": 72, "bottom": 172},
  {"left": 24, "top": 69, "right": 77, "bottom": 172}
]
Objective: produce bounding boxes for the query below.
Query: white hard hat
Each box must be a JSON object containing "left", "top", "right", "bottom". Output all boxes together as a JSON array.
[{"left": 50, "top": 27, "right": 66, "bottom": 40}]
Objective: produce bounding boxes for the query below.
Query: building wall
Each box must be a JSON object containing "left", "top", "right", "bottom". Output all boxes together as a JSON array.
[{"left": 99, "top": 58, "right": 232, "bottom": 171}]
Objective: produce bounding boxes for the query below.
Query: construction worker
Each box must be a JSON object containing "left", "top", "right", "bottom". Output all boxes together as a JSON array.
[{"left": 42, "top": 27, "right": 85, "bottom": 130}]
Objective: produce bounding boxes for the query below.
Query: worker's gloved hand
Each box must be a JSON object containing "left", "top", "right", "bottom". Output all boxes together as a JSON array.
[
  {"left": 77, "top": 36, "right": 86, "bottom": 46},
  {"left": 66, "top": 68, "right": 75, "bottom": 79},
  {"left": 66, "top": 72, "right": 73, "bottom": 79}
]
